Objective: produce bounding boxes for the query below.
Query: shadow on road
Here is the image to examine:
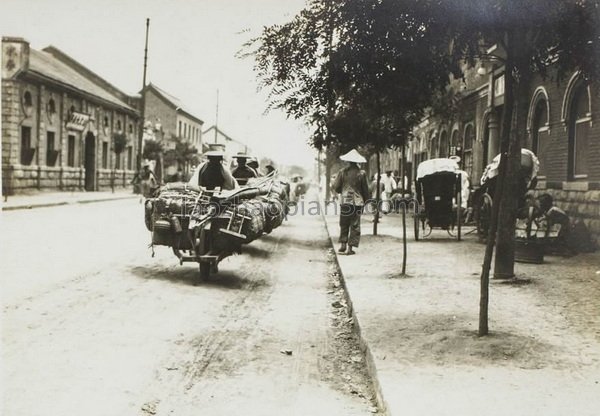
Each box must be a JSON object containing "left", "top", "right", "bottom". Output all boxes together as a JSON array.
[
  {"left": 241, "top": 244, "right": 272, "bottom": 259},
  {"left": 261, "top": 233, "right": 329, "bottom": 250},
  {"left": 129, "top": 265, "right": 270, "bottom": 290}
]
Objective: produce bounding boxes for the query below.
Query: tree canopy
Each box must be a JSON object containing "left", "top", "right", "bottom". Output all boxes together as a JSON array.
[{"left": 251, "top": 0, "right": 460, "bottom": 152}]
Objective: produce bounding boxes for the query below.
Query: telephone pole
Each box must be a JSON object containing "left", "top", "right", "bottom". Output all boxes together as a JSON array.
[{"left": 136, "top": 18, "right": 150, "bottom": 178}]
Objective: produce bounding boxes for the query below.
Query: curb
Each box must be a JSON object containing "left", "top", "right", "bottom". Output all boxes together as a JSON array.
[
  {"left": 320, "top": 206, "right": 390, "bottom": 416},
  {"left": 2, "top": 195, "right": 138, "bottom": 211}
]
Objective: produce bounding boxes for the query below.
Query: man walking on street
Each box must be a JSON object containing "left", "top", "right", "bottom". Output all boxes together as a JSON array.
[
  {"left": 381, "top": 171, "right": 397, "bottom": 214},
  {"left": 332, "top": 149, "right": 370, "bottom": 255}
]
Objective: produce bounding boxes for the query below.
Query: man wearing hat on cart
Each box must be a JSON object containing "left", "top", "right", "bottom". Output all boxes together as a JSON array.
[
  {"left": 332, "top": 149, "right": 370, "bottom": 255},
  {"left": 231, "top": 153, "right": 259, "bottom": 186},
  {"left": 189, "top": 149, "right": 237, "bottom": 191}
]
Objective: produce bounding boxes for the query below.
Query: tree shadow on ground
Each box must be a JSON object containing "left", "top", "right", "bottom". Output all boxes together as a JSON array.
[{"left": 129, "top": 265, "right": 270, "bottom": 290}]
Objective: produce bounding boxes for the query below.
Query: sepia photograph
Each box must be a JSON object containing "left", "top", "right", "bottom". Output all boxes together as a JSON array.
[{"left": 1, "top": 0, "right": 599, "bottom": 415}]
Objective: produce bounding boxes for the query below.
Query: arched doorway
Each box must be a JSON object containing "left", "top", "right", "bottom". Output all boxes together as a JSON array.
[{"left": 84, "top": 132, "right": 96, "bottom": 191}]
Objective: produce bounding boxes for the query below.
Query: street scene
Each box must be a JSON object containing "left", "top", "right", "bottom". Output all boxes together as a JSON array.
[{"left": 2, "top": 0, "right": 600, "bottom": 415}]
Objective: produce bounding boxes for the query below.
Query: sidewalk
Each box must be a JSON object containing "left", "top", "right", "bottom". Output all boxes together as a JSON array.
[
  {"left": 323, "top": 207, "right": 600, "bottom": 416},
  {"left": 1, "top": 189, "right": 138, "bottom": 211}
]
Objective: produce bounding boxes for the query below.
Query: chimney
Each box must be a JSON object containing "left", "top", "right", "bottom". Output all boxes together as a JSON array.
[{"left": 2, "top": 36, "right": 30, "bottom": 79}]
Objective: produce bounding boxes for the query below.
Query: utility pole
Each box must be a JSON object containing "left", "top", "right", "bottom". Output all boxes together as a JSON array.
[
  {"left": 136, "top": 18, "right": 150, "bottom": 181},
  {"left": 214, "top": 89, "right": 219, "bottom": 144}
]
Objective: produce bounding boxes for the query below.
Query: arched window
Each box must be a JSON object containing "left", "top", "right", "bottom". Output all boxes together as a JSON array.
[
  {"left": 450, "top": 129, "right": 460, "bottom": 156},
  {"left": 117, "top": 120, "right": 122, "bottom": 131},
  {"left": 104, "top": 116, "right": 109, "bottom": 127},
  {"left": 568, "top": 82, "right": 591, "bottom": 179},
  {"left": 439, "top": 131, "right": 448, "bottom": 158},
  {"left": 430, "top": 130, "right": 438, "bottom": 158},
  {"left": 463, "top": 124, "right": 475, "bottom": 175},
  {"left": 531, "top": 99, "right": 548, "bottom": 175},
  {"left": 48, "top": 98, "right": 56, "bottom": 114}
]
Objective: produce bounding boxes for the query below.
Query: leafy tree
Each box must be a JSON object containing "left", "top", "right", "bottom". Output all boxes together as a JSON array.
[
  {"left": 112, "top": 133, "right": 128, "bottom": 155},
  {"left": 251, "top": 0, "right": 459, "bottom": 234},
  {"left": 164, "top": 136, "right": 199, "bottom": 176}
]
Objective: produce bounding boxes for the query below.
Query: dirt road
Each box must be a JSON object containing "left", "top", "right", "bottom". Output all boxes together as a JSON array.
[{"left": 2, "top": 199, "right": 376, "bottom": 415}]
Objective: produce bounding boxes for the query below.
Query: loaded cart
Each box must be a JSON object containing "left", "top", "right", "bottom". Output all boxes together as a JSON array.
[{"left": 144, "top": 174, "right": 289, "bottom": 280}]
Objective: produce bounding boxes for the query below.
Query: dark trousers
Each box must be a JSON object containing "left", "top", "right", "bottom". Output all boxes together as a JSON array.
[{"left": 339, "top": 204, "right": 362, "bottom": 247}]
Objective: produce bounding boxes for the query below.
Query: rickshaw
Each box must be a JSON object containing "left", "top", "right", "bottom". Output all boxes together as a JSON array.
[
  {"left": 414, "top": 158, "right": 464, "bottom": 241},
  {"left": 475, "top": 148, "right": 539, "bottom": 239}
]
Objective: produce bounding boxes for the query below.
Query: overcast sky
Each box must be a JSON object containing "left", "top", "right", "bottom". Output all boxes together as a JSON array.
[{"left": 1, "top": 0, "right": 316, "bottom": 167}]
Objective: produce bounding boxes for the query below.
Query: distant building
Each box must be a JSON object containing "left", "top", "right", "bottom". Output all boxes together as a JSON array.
[
  {"left": 202, "top": 125, "right": 251, "bottom": 160},
  {"left": 1, "top": 37, "right": 140, "bottom": 194},
  {"left": 142, "top": 83, "right": 203, "bottom": 151}
]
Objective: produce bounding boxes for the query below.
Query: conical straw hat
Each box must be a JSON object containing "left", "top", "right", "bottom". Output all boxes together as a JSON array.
[{"left": 339, "top": 149, "right": 367, "bottom": 163}]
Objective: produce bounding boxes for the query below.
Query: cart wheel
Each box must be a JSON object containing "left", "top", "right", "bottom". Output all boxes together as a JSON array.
[
  {"left": 414, "top": 213, "right": 420, "bottom": 241},
  {"left": 199, "top": 261, "right": 211, "bottom": 280},
  {"left": 144, "top": 200, "right": 154, "bottom": 232},
  {"left": 457, "top": 207, "right": 462, "bottom": 242}
]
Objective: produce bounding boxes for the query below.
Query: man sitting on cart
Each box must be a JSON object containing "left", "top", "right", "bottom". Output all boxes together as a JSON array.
[
  {"left": 232, "top": 153, "right": 259, "bottom": 186},
  {"left": 189, "top": 150, "right": 238, "bottom": 191}
]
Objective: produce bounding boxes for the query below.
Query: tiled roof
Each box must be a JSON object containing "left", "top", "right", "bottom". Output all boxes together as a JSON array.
[
  {"left": 146, "top": 83, "right": 203, "bottom": 124},
  {"left": 27, "top": 48, "right": 136, "bottom": 112}
]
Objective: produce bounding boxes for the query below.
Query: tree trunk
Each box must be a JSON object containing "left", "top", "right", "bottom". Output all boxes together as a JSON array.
[
  {"left": 325, "top": 156, "right": 332, "bottom": 202},
  {"left": 373, "top": 151, "right": 381, "bottom": 235},
  {"left": 493, "top": 39, "right": 531, "bottom": 279},
  {"left": 402, "top": 202, "right": 407, "bottom": 275},
  {"left": 479, "top": 35, "right": 516, "bottom": 335}
]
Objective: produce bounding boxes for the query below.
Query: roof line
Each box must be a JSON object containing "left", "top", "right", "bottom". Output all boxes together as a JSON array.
[
  {"left": 144, "top": 83, "right": 204, "bottom": 124},
  {"left": 42, "top": 46, "right": 134, "bottom": 103},
  {"left": 23, "top": 70, "right": 138, "bottom": 115}
]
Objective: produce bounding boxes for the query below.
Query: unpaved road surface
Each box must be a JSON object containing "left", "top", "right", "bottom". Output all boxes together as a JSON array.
[{"left": 2, "top": 199, "right": 376, "bottom": 415}]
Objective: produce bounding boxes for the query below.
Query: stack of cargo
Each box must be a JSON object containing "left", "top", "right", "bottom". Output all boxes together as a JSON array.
[{"left": 146, "top": 178, "right": 289, "bottom": 251}]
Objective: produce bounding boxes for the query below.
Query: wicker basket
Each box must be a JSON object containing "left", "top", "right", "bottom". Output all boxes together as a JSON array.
[{"left": 515, "top": 238, "right": 544, "bottom": 264}]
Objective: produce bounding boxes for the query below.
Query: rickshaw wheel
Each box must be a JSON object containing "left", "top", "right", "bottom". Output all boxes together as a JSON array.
[
  {"left": 477, "top": 193, "right": 493, "bottom": 239},
  {"left": 414, "top": 213, "right": 420, "bottom": 241},
  {"left": 424, "top": 225, "right": 433, "bottom": 238}
]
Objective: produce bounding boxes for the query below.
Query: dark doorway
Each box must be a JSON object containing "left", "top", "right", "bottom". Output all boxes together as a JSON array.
[{"left": 84, "top": 132, "right": 96, "bottom": 191}]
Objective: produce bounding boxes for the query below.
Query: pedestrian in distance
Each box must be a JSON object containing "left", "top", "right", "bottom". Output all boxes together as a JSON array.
[
  {"left": 381, "top": 170, "right": 397, "bottom": 214},
  {"left": 332, "top": 149, "right": 370, "bottom": 255},
  {"left": 132, "top": 163, "right": 159, "bottom": 201}
]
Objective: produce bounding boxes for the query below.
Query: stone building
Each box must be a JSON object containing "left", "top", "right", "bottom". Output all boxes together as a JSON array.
[{"left": 1, "top": 37, "right": 140, "bottom": 194}]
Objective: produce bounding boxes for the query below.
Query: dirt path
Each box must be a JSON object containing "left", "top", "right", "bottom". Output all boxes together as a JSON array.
[{"left": 2, "top": 200, "right": 377, "bottom": 415}]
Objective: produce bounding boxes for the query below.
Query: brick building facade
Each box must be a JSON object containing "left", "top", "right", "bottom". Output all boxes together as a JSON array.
[
  {"left": 1, "top": 37, "right": 140, "bottom": 194},
  {"left": 406, "top": 60, "right": 600, "bottom": 239},
  {"left": 142, "top": 83, "right": 203, "bottom": 150}
]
